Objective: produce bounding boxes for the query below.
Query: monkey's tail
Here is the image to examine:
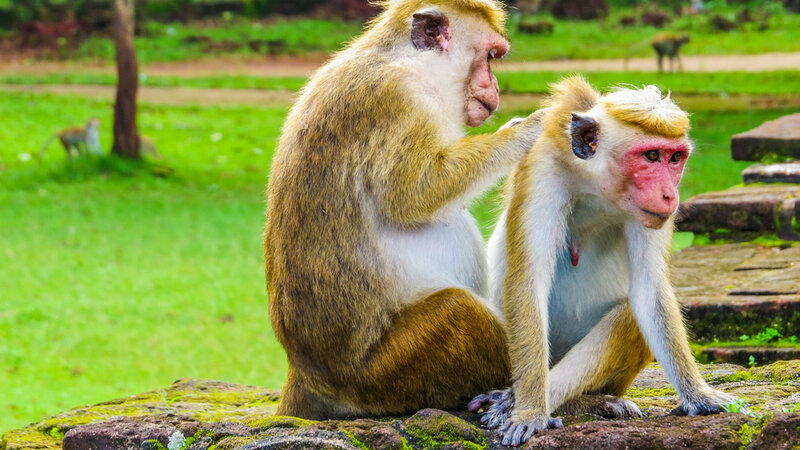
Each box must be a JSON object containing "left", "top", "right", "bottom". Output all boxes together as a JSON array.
[{"left": 37, "top": 134, "right": 56, "bottom": 162}]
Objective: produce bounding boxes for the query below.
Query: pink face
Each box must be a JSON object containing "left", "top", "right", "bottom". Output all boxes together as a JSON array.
[
  {"left": 619, "top": 137, "right": 690, "bottom": 229},
  {"left": 464, "top": 37, "right": 509, "bottom": 127}
]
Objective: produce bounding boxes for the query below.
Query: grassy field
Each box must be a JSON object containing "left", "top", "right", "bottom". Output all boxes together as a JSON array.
[
  {"left": 6, "top": 8, "right": 799, "bottom": 62},
  {"left": 4, "top": 70, "right": 800, "bottom": 96},
  {"left": 0, "top": 88, "right": 794, "bottom": 433}
]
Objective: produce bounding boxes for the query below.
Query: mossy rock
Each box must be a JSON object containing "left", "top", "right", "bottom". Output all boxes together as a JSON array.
[{"left": 3, "top": 362, "right": 800, "bottom": 449}]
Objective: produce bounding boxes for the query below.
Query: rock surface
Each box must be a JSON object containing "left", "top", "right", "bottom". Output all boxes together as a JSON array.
[
  {"left": 672, "top": 243, "right": 800, "bottom": 340},
  {"left": 743, "top": 162, "right": 800, "bottom": 184},
  {"left": 676, "top": 185, "right": 800, "bottom": 240},
  {"left": 2, "top": 361, "right": 800, "bottom": 450},
  {"left": 731, "top": 113, "right": 800, "bottom": 161},
  {"left": 703, "top": 346, "right": 800, "bottom": 366}
]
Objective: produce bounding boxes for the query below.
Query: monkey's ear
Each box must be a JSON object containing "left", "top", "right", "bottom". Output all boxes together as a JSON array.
[
  {"left": 571, "top": 113, "right": 598, "bottom": 160},
  {"left": 411, "top": 10, "right": 451, "bottom": 52}
]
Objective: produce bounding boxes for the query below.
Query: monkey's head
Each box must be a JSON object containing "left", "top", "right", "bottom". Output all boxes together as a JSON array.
[
  {"left": 370, "top": 0, "right": 510, "bottom": 127},
  {"left": 564, "top": 81, "right": 691, "bottom": 229}
]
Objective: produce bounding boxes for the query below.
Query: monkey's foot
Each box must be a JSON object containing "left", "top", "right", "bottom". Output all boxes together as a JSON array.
[
  {"left": 501, "top": 413, "right": 564, "bottom": 447},
  {"left": 554, "top": 395, "right": 644, "bottom": 419},
  {"left": 670, "top": 389, "right": 744, "bottom": 416},
  {"left": 471, "top": 389, "right": 514, "bottom": 429},
  {"left": 468, "top": 390, "right": 505, "bottom": 412}
]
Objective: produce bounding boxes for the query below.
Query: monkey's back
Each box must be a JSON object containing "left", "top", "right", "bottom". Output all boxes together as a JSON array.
[{"left": 264, "top": 55, "right": 414, "bottom": 373}]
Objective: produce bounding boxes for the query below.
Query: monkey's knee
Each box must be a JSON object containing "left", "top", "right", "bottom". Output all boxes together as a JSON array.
[{"left": 277, "top": 369, "right": 348, "bottom": 420}]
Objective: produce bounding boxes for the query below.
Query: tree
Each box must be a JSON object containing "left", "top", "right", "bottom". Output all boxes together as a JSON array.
[{"left": 112, "top": 0, "right": 140, "bottom": 159}]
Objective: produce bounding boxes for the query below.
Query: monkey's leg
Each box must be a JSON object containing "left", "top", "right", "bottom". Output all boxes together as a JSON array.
[
  {"left": 337, "top": 288, "right": 511, "bottom": 417},
  {"left": 547, "top": 302, "right": 652, "bottom": 417}
]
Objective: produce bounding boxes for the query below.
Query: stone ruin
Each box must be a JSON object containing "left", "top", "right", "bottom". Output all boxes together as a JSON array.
[{"left": 3, "top": 115, "right": 800, "bottom": 449}]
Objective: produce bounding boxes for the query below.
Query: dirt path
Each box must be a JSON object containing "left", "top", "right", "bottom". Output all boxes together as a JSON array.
[
  {"left": 2, "top": 51, "right": 799, "bottom": 78},
  {"left": 5, "top": 83, "right": 800, "bottom": 112}
]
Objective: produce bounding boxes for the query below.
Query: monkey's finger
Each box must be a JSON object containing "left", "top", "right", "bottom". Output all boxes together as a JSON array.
[
  {"left": 499, "top": 416, "right": 512, "bottom": 432},
  {"left": 521, "top": 423, "right": 537, "bottom": 443},
  {"left": 486, "top": 410, "right": 506, "bottom": 428},
  {"left": 509, "top": 423, "right": 528, "bottom": 447},
  {"left": 468, "top": 394, "right": 492, "bottom": 411},
  {"left": 548, "top": 417, "right": 564, "bottom": 429},
  {"left": 501, "top": 423, "right": 520, "bottom": 446},
  {"left": 668, "top": 405, "right": 688, "bottom": 416}
]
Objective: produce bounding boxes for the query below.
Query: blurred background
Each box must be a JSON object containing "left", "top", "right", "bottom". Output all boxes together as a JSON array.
[{"left": 1, "top": 0, "right": 799, "bottom": 434}]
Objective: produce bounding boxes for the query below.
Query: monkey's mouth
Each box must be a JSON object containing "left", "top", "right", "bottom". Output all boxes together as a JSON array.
[
  {"left": 639, "top": 208, "right": 670, "bottom": 221},
  {"left": 477, "top": 99, "right": 495, "bottom": 113}
]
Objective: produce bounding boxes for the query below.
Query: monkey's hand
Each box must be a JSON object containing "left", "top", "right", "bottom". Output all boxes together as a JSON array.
[
  {"left": 470, "top": 389, "right": 513, "bottom": 429},
  {"left": 670, "top": 389, "right": 745, "bottom": 416},
  {"left": 495, "top": 108, "right": 549, "bottom": 157},
  {"left": 499, "top": 409, "right": 564, "bottom": 447}
]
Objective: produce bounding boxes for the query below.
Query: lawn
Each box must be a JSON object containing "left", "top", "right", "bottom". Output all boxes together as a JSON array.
[
  {"left": 0, "top": 89, "right": 794, "bottom": 433},
  {"left": 5, "top": 70, "right": 800, "bottom": 96},
  {"left": 4, "top": 8, "right": 800, "bottom": 62}
]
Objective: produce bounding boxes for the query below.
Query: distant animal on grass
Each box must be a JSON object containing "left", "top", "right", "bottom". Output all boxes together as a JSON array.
[
  {"left": 265, "top": 0, "right": 548, "bottom": 421},
  {"left": 39, "top": 118, "right": 102, "bottom": 160},
  {"left": 651, "top": 32, "right": 689, "bottom": 72},
  {"left": 470, "top": 76, "right": 741, "bottom": 446},
  {"left": 140, "top": 135, "right": 161, "bottom": 159}
]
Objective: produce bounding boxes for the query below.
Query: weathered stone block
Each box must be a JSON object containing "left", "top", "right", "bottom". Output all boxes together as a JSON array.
[
  {"left": 3, "top": 361, "right": 800, "bottom": 450},
  {"left": 702, "top": 347, "right": 800, "bottom": 366},
  {"left": 731, "top": 113, "right": 800, "bottom": 161},
  {"left": 743, "top": 162, "right": 800, "bottom": 184},
  {"left": 672, "top": 244, "right": 800, "bottom": 341},
  {"left": 676, "top": 185, "right": 800, "bottom": 240}
]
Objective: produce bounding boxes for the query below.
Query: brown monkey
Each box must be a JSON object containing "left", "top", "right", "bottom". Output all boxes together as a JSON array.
[
  {"left": 472, "top": 77, "right": 739, "bottom": 446},
  {"left": 39, "top": 118, "right": 101, "bottom": 159},
  {"left": 651, "top": 32, "right": 690, "bottom": 73},
  {"left": 265, "top": 0, "right": 548, "bottom": 420}
]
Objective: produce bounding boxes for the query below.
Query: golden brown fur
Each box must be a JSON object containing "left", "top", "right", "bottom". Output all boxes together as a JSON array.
[{"left": 265, "top": 0, "right": 546, "bottom": 420}]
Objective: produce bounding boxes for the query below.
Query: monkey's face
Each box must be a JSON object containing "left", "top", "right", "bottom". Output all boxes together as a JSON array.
[
  {"left": 616, "top": 136, "right": 691, "bottom": 229},
  {"left": 570, "top": 113, "right": 691, "bottom": 229},
  {"left": 463, "top": 35, "right": 508, "bottom": 127},
  {"left": 410, "top": 8, "right": 508, "bottom": 127}
]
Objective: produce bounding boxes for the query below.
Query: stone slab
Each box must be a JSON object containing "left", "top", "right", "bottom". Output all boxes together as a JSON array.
[
  {"left": 731, "top": 113, "right": 800, "bottom": 161},
  {"left": 676, "top": 184, "right": 800, "bottom": 240},
  {"left": 672, "top": 244, "right": 800, "bottom": 341},
  {"left": 702, "top": 347, "right": 800, "bottom": 366},
  {"left": 3, "top": 362, "right": 800, "bottom": 450},
  {"left": 743, "top": 162, "right": 800, "bottom": 184}
]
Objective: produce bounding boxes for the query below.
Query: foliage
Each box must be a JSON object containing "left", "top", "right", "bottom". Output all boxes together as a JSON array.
[{"left": 721, "top": 397, "right": 747, "bottom": 413}]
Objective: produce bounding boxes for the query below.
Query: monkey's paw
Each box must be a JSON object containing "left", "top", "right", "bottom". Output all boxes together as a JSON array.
[
  {"left": 500, "top": 411, "right": 564, "bottom": 447},
  {"left": 555, "top": 394, "right": 644, "bottom": 419},
  {"left": 670, "top": 389, "right": 745, "bottom": 416},
  {"left": 471, "top": 389, "right": 514, "bottom": 429}
]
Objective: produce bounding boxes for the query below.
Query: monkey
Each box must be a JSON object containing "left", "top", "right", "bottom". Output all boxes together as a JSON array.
[
  {"left": 469, "top": 76, "right": 740, "bottom": 446},
  {"left": 39, "top": 118, "right": 102, "bottom": 160},
  {"left": 140, "top": 135, "right": 162, "bottom": 159},
  {"left": 264, "top": 0, "right": 549, "bottom": 420},
  {"left": 651, "top": 32, "right": 690, "bottom": 73}
]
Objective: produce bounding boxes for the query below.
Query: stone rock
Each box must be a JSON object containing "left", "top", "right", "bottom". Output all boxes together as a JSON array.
[
  {"left": 3, "top": 361, "right": 800, "bottom": 450},
  {"left": 743, "top": 162, "right": 800, "bottom": 184},
  {"left": 676, "top": 185, "right": 800, "bottom": 240},
  {"left": 671, "top": 244, "right": 800, "bottom": 340},
  {"left": 702, "top": 347, "right": 800, "bottom": 366},
  {"left": 731, "top": 113, "right": 800, "bottom": 161}
]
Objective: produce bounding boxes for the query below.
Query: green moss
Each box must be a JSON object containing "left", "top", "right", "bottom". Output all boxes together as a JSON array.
[
  {"left": 712, "top": 372, "right": 763, "bottom": 383},
  {"left": 143, "top": 439, "right": 167, "bottom": 450},
  {"left": 737, "top": 414, "right": 772, "bottom": 449},
  {"left": 243, "top": 415, "right": 315, "bottom": 429},
  {"left": 750, "top": 234, "right": 797, "bottom": 247},
  {"left": 341, "top": 431, "right": 370, "bottom": 450},
  {"left": 405, "top": 412, "right": 487, "bottom": 449},
  {"left": 752, "top": 360, "right": 800, "bottom": 382},
  {"left": 625, "top": 387, "right": 676, "bottom": 398}
]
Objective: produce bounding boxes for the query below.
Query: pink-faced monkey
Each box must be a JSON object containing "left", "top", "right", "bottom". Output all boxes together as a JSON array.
[{"left": 472, "top": 76, "right": 739, "bottom": 446}]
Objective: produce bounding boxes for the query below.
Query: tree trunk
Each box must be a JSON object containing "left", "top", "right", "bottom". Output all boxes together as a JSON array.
[{"left": 112, "top": 0, "right": 140, "bottom": 159}]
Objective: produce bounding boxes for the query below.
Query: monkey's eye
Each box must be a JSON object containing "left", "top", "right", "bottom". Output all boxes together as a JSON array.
[
  {"left": 669, "top": 151, "right": 683, "bottom": 163},
  {"left": 644, "top": 150, "right": 660, "bottom": 162}
]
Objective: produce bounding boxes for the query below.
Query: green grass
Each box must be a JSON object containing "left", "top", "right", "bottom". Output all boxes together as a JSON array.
[
  {"left": 504, "top": 10, "right": 800, "bottom": 61},
  {"left": 0, "top": 88, "right": 793, "bottom": 434},
  {"left": 4, "top": 70, "right": 800, "bottom": 96},
  {"left": 19, "top": 9, "right": 800, "bottom": 63}
]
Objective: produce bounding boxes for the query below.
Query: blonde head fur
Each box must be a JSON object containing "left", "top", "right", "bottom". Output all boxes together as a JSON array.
[
  {"left": 369, "top": 0, "right": 507, "bottom": 38},
  {"left": 601, "top": 85, "right": 689, "bottom": 138}
]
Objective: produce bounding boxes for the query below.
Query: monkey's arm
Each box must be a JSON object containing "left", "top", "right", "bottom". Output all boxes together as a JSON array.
[
  {"left": 499, "top": 163, "right": 569, "bottom": 445},
  {"left": 376, "top": 111, "right": 546, "bottom": 225},
  {"left": 625, "top": 221, "right": 737, "bottom": 415}
]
